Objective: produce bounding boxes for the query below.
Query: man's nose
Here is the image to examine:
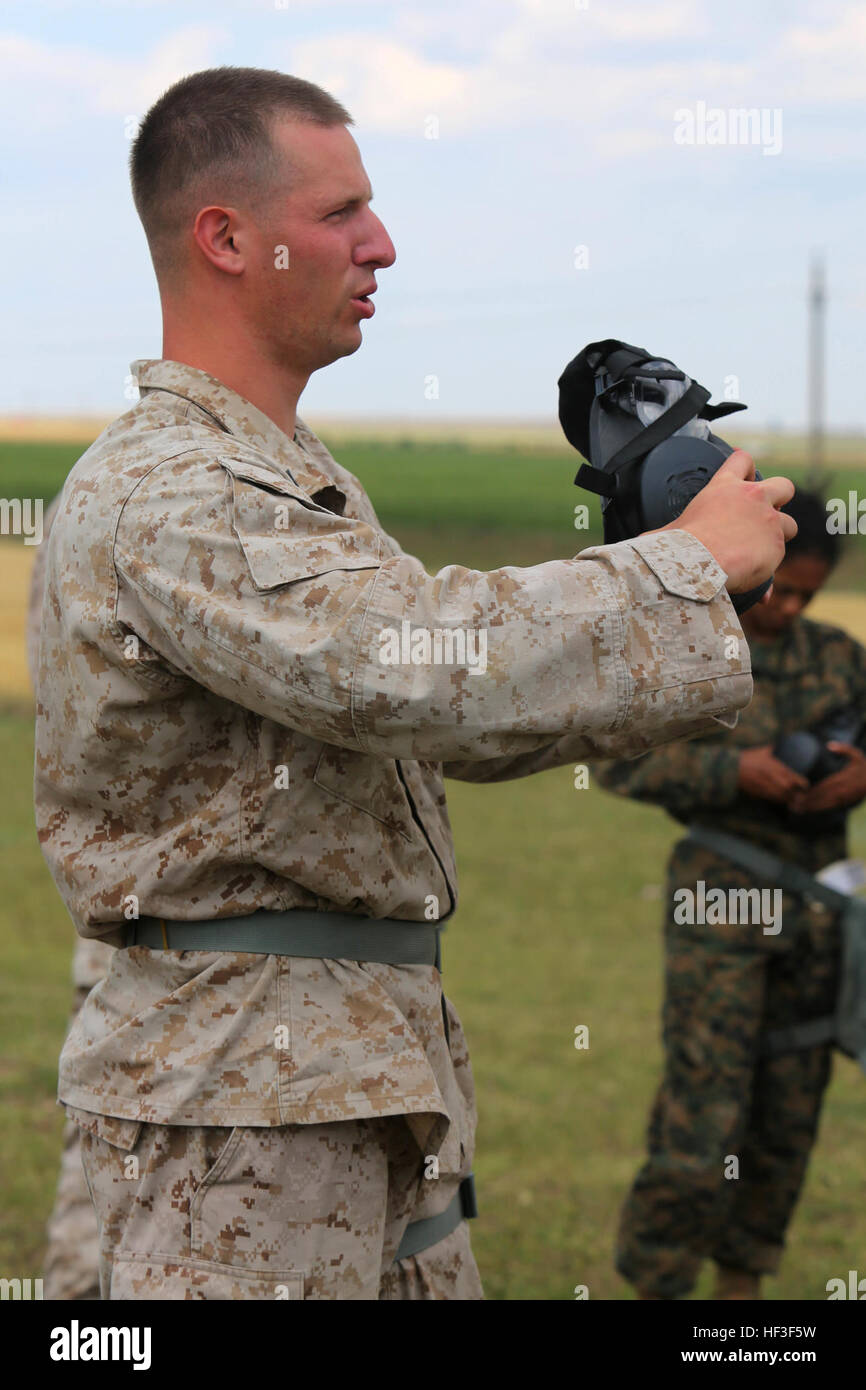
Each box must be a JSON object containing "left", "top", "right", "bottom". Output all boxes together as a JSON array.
[{"left": 356, "top": 210, "right": 396, "bottom": 269}]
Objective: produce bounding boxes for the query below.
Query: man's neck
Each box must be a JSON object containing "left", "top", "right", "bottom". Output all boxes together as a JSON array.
[{"left": 161, "top": 333, "right": 307, "bottom": 442}]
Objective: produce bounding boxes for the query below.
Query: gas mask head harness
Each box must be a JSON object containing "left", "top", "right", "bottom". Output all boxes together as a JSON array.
[{"left": 558, "top": 338, "right": 770, "bottom": 613}]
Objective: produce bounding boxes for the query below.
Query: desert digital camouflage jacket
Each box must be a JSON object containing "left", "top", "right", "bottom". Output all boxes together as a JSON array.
[
  {"left": 593, "top": 614, "right": 866, "bottom": 878},
  {"left": 33, "top": 358, "right": 751, "bottom": 1132}
]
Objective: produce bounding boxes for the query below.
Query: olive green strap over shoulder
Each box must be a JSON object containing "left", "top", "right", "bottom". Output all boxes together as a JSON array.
[
  {"left": 687, "top": 825, "right": 848, "bottom": 914},
  {"left": 686, "top": 825, "right": 866, "bottom": 1068}
]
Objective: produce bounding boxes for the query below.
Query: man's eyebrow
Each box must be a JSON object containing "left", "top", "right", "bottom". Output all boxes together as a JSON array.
[{"left": 324, "top": 188, "right": 374, "bottom": 209}]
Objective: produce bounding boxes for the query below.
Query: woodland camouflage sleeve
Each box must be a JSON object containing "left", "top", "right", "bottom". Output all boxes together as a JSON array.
[{"left": 591, "top": 735, "right": 742, "bottom": 818}]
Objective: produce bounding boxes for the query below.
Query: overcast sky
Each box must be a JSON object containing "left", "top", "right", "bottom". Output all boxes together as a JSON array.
[{"left": 2, "top": 0, "right": 864, "bottom": 430}]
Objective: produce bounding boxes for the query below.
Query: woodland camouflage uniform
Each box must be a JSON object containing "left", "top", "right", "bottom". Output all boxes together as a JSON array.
[{"left": 593, "top": 614, "right": 866, "bottom": 1298}]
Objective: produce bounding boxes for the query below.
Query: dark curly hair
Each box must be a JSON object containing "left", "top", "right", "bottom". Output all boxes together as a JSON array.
[{"left": 780, "top": 489, "right": 842, "bottom": 569}]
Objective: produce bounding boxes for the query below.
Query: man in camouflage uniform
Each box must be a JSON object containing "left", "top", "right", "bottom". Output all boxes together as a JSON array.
[
  {"left": 27, "top": 495, "right": 111, "bottom": 1300},
  {"left": 594, "top": 491, "right": 866, "bottom": 1300},
  {"left": 32, "top": 66, "right": 792, "bottom": 1300}
]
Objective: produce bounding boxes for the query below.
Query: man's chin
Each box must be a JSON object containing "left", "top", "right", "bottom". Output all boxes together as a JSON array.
[{"left": 312, "top": 332, "right": 364, "bottom": 371}]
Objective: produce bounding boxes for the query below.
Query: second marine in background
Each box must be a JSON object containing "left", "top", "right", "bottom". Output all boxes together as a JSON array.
[{"left": 593, "top": 491, "right": 866, "bottom": 1300}]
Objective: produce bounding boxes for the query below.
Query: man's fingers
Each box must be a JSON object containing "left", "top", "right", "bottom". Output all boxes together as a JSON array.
[
  {"left": 715, "top": 448, "right": 755, "bottom": 481},
  {"left": 758, "top": 474, "right": 796, "bottom": 510},
  {"left": 826, "top": 742, "right": 862, "bottom": 760},
  {"left": 777, "top": 773, "right": 809, "bottom": 795},
  {"left": 777, "top": 511, "right": 798, "bottom": 541}
]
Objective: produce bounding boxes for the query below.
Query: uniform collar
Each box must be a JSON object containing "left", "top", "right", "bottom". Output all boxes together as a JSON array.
[{"left": 131, "top": 358, "right": 346, "bottom": 513}]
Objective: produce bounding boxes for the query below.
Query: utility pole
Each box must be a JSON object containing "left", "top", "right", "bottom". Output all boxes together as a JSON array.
[{"left": 807, "top": 253, "right": 826, "bottom": 487}]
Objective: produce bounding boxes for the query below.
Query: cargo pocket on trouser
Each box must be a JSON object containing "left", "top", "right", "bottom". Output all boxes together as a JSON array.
[
  {"left": 108, "top": 1255, "right": 305, "bottom": 1300},
  {"left": 102, "top": 1123, "right": 305, "bottom": 1301},
  {"left": 186, "top": 1120, "right": 391, "bottom": 1300}
]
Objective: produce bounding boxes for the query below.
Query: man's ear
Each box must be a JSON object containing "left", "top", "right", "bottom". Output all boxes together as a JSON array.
[{"left": 192, "top": 206, "right": 245, "bottom": 277}]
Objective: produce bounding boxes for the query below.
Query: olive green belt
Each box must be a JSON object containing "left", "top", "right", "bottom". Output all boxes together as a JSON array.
[{"left": 125, "top": 909, "right": 443, "bottom": 971}]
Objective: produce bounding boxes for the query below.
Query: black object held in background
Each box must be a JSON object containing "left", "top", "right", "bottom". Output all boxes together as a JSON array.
[{"left": 775, "top": 707, "right": 865, "bottom": 834}]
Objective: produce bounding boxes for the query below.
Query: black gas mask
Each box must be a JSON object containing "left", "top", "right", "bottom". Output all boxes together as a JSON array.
[
  {"left": 774, "top": 708, "right": 864, "bottom": 834},
  {"left": 558, "top": 338, "right": 770, "bottom": 613}
]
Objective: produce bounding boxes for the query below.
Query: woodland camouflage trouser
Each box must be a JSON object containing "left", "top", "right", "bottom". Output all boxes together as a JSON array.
[
  {"left": 67, "top": 1106, "right": 483, "bottom": 1301},
  {"left": 616, "top": 845, "right": 840, "bottom": 1299}
]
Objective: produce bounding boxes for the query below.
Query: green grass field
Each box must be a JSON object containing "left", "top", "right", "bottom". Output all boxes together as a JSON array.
[
  {"left": 1, "top": 430, "right": 864, "bottom": 1300},
  {"left": 4, "top": 435, "right": 866, "bottom": 585}
]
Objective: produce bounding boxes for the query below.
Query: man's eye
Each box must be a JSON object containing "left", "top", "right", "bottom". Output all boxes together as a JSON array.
[{"left": 326, "top": 208, "right": 347, "bottom": 220}]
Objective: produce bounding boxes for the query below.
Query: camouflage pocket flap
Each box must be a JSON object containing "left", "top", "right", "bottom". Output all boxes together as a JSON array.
[
  {"left": 230, "top": 475, "right": 383, "bottom": 591},
  {"left": 64, "top": 1105, "right": 143, "bottom": 1152},
  {"left": 220, "top": 454, "right": 312, "bottom": 498}
]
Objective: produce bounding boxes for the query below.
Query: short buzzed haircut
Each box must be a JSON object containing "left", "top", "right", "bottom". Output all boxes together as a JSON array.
[{"left": 130, "top": 65, "right": 352, "bottom": 280}]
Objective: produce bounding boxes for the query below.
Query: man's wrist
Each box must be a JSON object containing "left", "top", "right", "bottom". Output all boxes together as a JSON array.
[{"left": 627, "top": 528, "right": 730, "bottom": 604}]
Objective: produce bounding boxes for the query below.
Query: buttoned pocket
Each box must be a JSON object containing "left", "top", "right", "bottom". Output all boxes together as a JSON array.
[{"left": 227, "top": 471, "right": 383, "bottom": 591}]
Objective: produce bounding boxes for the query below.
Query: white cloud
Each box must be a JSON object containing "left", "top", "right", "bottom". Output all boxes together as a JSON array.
[
  {"left": 594, "top": 127, "right": 668, "bottom": 160},
  {"left": 0, "top": 25, "right": 229, "bottom": 125},
  {"left": 288, "top": 35, "right": 469, "bottom": 132},
  {"left": 286, "top": 26, "right": 772, "bottom": 156},
  {"left": 2, "top": 0, "right": 863, "bottom": 161},
  {"left": 514, "top": 0, "right": 706, "bottom": 42},
  {"left": 778, "top": 3, "right": 866, "bottom": 102}
]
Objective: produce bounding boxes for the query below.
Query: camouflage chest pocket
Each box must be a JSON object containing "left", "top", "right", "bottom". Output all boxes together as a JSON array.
[
  {"left": 224, "top": 458, "right": 384, "bottom": 590},
  {"left": 224, "top": 459, "right": 413, "bottom": 839}
]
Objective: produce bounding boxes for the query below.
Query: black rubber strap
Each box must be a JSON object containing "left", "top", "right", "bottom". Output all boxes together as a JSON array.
[
  {"left": 574, "top": 461, "right": 617, "bottom": 498},
  {"left": 700, "top": 401, "right": 747, "bottom": 421},
  {"left": 603, "top": 380, "right": 711, "bottom": 472}
]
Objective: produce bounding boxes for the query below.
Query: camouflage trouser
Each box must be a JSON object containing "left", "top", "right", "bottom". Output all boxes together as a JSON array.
[
  {"left": 42, "top": 1108, "right": 102, "bottom": 1300},
  {"left": 66, "top": 1106, "right": 483, "bottom": 1300},
  {"left": 617, "top": 847, "right": 840, "bottom": 1299},
  {"left": 43, "top": 938, "right": 115, "bottom": 1300}
]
